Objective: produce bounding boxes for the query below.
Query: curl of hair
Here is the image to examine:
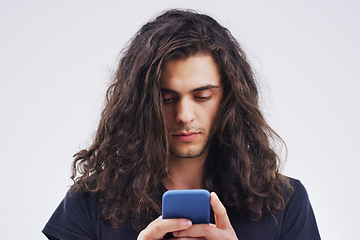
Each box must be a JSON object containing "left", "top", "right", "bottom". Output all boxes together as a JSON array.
[{"left": 71, "top": 9, "right": 293, "bottom": 229}]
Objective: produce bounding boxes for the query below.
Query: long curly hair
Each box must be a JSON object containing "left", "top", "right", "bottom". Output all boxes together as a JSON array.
[{"left": 71, "top": 9, "right": 292, "bottom": 229}]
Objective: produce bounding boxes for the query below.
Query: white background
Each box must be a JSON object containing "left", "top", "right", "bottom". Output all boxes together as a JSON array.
[{"left": 1, "top": 0, "right": 359, "bottom": 239}]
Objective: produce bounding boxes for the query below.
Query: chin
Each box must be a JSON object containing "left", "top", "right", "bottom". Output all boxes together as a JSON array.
[{"left": 170, "top": 147, "right": 207, "bottom": 159}]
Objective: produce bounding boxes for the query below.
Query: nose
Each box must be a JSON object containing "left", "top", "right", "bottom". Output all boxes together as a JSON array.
[{"left": 175, "top": 98, "right": 195, "bottom": 125}]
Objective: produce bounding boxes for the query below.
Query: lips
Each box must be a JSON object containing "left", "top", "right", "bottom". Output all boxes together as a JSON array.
[{"left": 172, "top": 131, "right": 200, "bottom": 142}]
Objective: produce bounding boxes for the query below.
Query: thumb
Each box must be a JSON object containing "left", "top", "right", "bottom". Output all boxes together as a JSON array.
[{"left": 210, "top": 192, "right": 232, "bottom": 230}]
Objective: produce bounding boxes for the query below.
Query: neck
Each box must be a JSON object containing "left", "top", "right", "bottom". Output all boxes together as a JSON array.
[{"left": 164, "top": 153, "right": 207, "bottom": 190}]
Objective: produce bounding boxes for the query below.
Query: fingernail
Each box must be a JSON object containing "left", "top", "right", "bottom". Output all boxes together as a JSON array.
[
  {"left": 210, "top": 192, "right": 218, "bottom": 202},
  {"left": 184, "top": 220, "right": 192, "bottom": 227}
]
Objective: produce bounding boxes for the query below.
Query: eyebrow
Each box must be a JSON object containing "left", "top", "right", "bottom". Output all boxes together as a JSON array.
[{"left": 160, "top": 85, "right": 220, "bottom": 93}]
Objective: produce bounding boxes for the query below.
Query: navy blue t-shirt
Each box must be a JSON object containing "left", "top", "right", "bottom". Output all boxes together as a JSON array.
[{"left": 43, "top": 178, "right": 320, "bottom": 239}]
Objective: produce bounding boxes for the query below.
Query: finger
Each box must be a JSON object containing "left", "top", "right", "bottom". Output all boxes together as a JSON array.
[
  {"left": 171, "top": 238, "right": 206, "bottom": 240},
  {"left": 170, "top": 238, "right": 206, "bottom": 240},
  {"left": 210, "top": 192, "right": 232, "bottom": 230},
  {"left": 139, "top": 216, "right": 192, "bottom": 239},
  {"left": 173, "top": 224, "right": 222, "bottom": 239}
]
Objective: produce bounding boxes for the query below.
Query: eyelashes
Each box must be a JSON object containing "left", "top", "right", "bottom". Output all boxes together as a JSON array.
[
  {"left": 162, "top": 97, "right": 175, "bottom": 104},
  {"left": 162, "top": 95, "right": 213, "bottom": 104},
  {"left": 160, "top": 85, "right": 220, "bottom": 105},
  {"left": 194, "top": 95, "right": 212, "bottom": 101}
]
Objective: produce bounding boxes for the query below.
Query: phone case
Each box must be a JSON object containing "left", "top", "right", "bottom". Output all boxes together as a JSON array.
[{"left": 162, "top": 189, "right": 210, "bottom": 224}]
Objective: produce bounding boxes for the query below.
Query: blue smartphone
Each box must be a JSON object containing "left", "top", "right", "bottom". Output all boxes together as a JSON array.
[{"left": 162, "top": 189, "right": 210, "bottom": 224}]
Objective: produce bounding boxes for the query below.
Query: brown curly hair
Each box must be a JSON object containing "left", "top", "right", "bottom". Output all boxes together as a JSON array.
[{"left": 71, "top": 9, "right": 292, "bottom": 229}]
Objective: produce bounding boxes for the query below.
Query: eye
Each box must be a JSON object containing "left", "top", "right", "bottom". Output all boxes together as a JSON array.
[
  {"left": 194, "top": 95, "right": 212, "bottom": 102},
  {"left": 192, "top": 89, "right": 215, "bottom": 102},
  {"left": 161, "top": 93, "right": 177, "bottom": 104},
  {"left": 162, "top": 97, "right": 175, "bottom": 104}
]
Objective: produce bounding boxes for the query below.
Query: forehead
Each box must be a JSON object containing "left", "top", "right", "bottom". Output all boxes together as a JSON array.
[{"left": 160, "top": 54, "right": 221, "bottom": 91}]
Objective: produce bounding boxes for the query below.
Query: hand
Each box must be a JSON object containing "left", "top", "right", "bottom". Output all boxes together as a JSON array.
[
  {"left": 137, "top": 216, "right": 192, "bottom": 240},
  {"left": 171, "top": 192, "right": 238, "bottom": 240}
]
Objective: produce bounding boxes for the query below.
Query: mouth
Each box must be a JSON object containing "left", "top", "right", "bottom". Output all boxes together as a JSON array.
[{"left": 172, "top": 131, "right": 200, "bottom": 142}]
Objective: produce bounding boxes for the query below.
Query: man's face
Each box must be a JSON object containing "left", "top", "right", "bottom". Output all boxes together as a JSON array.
[{"left": 160, "top": 54, "right": 223, "bottom": 159}]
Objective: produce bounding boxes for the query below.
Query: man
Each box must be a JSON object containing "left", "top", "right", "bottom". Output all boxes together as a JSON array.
[{"left": 43, "top": 9, "right": 321, "bottom": 239}]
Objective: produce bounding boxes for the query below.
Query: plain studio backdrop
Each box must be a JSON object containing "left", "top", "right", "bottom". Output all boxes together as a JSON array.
[{"left": 1, "top": 0, "right": 359, "bottom": 239}]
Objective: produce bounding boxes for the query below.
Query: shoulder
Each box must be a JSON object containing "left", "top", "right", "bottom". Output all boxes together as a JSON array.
[
  {"left": 285, "top": 178, "right": 316, "bottom": 218},
  {"left": 283, "top": 178, "right": 314, "bottom": 222},
  {"left": 42, "top": 188, "right": 99, "bottom": 240},
  {"left": 288, "top": 178, "right": 309, "bottom": 205},
  {"left": 43, "top": 188, "right": 141, "bottom": 240},
  {"left": 64, "top": 188, "right": 97, "bottom": 215},
  {"left": 280, "top": 177, "right": 321, "bottom": 239}
]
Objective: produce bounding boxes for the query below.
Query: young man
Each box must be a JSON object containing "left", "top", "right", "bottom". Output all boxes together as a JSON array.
[{"left": 43, "top": 9, "right": 321, "bottom": 239}]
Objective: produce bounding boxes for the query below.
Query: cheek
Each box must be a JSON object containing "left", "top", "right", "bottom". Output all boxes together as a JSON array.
[
  {"left": 210, "top": 103, "right": 220, "bottom": 116},
  {"left": 209, "top": 98, "right": 223, "bottom": 125},
  {"left": 200, "top": 102, "right": 221, "bottom": 126},
  {"left": 209, "top": 97, "right": 222, "bottom": 116},
  {"left": 163, "top": 107, "right": 172, "bottom": 127}
]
